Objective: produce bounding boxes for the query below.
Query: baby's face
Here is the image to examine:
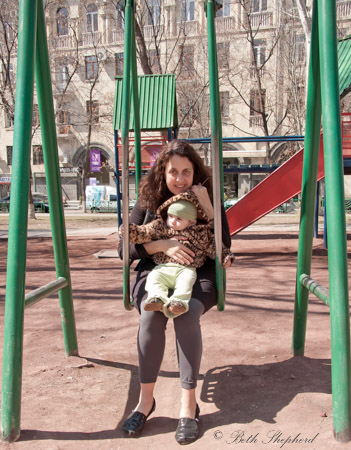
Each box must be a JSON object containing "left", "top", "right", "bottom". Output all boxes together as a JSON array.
[{"left": 167, "top": 214, "right": 194, "bottom": 231}]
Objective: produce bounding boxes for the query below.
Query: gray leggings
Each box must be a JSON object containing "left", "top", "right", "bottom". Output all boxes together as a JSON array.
[{"left": 137, "top": 298, "right": 205, "bottom": 389}]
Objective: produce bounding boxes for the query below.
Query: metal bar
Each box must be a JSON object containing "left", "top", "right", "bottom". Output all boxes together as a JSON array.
[
  {"left": 1, "top": 0, "right": 38, "bottom": 442},
  {"left": 114, "top": 130, "right": 122, "bottom": 228},
  {"left": 319, "top": 0, "right": 351, "bottom": 441},
  {"left": 299, "top": 274, "right": 330, "bottom": 307},
  {"left": 186, "top": 136, "right": 304, "bottom": 144},
  {"left": 206, "top": 0, "right": 225, "bottom": 311},
  {"left": 314, "top": 181, "right": 320, "bottom": 238},
  {"left": 292, "top": 1, "right": 321, "bottom": 356},
  {"left": 121, "top": 0, "right": 133, "bottom": 310},
  {"left": 131, "top": 17, "right": 141, "bottom": 199},
  {"left": 24, "top": 278, "right": 68, "bottom": 309},
  {"left": 35, "top": 0, "right": 78, "bottom": 356}
]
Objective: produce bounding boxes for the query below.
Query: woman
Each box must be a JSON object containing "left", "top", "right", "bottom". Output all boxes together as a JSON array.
[{"left": 118, "top": 140, "right": 232, "bottom": 444}]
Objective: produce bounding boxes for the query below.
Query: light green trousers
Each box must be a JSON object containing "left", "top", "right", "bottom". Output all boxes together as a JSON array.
[{"left": 145, "top": 263, "right": 197, "bottom": 318}]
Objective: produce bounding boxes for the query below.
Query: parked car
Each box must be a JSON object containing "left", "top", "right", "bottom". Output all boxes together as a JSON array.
[{"left": 0, "top": 193, "right": 49, "bottom": 213}]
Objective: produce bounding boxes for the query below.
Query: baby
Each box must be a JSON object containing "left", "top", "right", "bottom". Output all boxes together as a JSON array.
[{"left": 121, "top": 190, "right": 235, "bottom": 318}]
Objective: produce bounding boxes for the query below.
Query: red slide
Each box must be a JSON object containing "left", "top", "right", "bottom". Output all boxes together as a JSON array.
[{"left": 226, "top": 141, "right": 326, "bottom": 235}]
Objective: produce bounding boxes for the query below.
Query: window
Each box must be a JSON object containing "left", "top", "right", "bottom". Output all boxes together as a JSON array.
[
  {"left": 6, "top": 146, "right": 12, "bottom": 166},
  {"left": 147, "top": 0, "right": 161, "bottom": 26},
  {"left": 217, "top": 42, "right": 229, "bottom": 70},
  {"left": 250, "top": 89, "right": 266, "bottom": 126},
  {"left": 86, "top": 3, "right": 99, "bottom": 32},
  {"left": 179, "top": 45, "right": 194, "bottom": 79},
  {"left": 4, "top": 22, "right": 15, "bottom": 43},
  {"left": 295, "top": 34, "right": 305, "bottom": 63},
  {"left": 220, "top": 91, "right": 230, "bottom": 117},
  {"left": 57, "top": 7, "right": 69, "bottom": 36},
  {"left": 253, "top": 39, "right": 266, "bottom": 66},
  {"left": 115, "top": 52, "right": 124, "bottom": 75},
  {"left": 33, "top": 145, "right": 44, "bottom": 165},
  {"left": 216, "top": 0, "right": 231, "bottom": 17},
  {"left": 85, "top": 55, "right": 98, "bottom": 80},
  {"left": 2, "top": 62, "right": 13, "bottom": 84},
  {"left": 182, "top": 0, "right": 195, "bottom": 22},
  {"left": 180, "top": 102, "right": 195, "bottom": 127},
  {"left": 116, "top": 0, "right": 125, "bottom": 30},
  {"left": 32, "top": 104, "right": 40, "bottom": 127},
  {"left": 57, "top": 103, "right": 71, "bottom": 134},
  {"left": 5, "top": 110, "right": 14, "bottom": 128},
  {"left": 57, "top": 64, "right": 69, "bottom": 91},
  {"left": 86, "top": 100, "right": 99, "bottom": 124},
  {"left": 149, "top": 49, "right": 161, "bottom": 73},
  {"left": 252, "top": 0, "right": 267, "bottom": 13}
]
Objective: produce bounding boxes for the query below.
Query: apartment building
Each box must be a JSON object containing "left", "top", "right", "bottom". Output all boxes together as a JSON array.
[{"left": 0, "top": 0, "right": 351, "bottom": 199}]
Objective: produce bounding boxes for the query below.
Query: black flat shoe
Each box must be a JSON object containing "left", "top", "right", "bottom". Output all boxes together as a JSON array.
[
  {"left": 123, "top": 398, "right": 156, "bottom": 436},
  {"left": 175, "top": 404, "right": 200, "bottom": 445}
]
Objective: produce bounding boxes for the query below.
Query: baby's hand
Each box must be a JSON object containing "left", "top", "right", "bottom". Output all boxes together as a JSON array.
[{"left": 223, "top": 254, "right": 235, "bottom": 269}]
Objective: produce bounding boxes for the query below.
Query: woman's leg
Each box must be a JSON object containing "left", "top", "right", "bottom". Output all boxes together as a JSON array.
[
  {"left": 135, "top": 300, "right": 168, "bottom": 414},
  {"left": 173, "top": 298, "right": 205, "bottom": 418}
]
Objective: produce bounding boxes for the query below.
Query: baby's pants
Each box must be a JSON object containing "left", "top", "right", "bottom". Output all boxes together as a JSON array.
[
  {"left": 138, "top": 298, "right": 205, "bottom": 389},
  {"left": 145, "top": 263, "right": 197, "bottom": 317}
]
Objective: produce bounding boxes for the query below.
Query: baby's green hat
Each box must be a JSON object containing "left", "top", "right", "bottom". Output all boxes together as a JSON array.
[{"left": 167, "top": 199, "right": 197, "bottom": 221}]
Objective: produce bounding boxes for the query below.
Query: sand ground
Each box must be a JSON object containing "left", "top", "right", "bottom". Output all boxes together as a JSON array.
[{"left": 0, "top": 212, "right": 350, "bottom": 449}]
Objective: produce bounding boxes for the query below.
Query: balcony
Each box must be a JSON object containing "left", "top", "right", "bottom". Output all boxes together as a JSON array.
[
  {"left": 215, "top": 16, "right": 235, "bottom": 33},
  {"left": 177, "top": 21, "right": 199, "bottom": 36},
  {"left": 57, "top": 124, "right": 71, "bottom": 137},
  {"left": 82, "top": 31, "right": 102, "bottom": 46},
  {"left": 249, "top": 115, "right": 263, "bottom": 127},
  {"left": 111, "top": 29, "right": 124, "bottom": 43},
  {"left": 337, "top": 1, "right": 351, "bottom": 18},
  {"left": 143, "top": 25, "right": 164, "bottom": 40},
  {"left": 250, "top": 11, "right": 273, "bottom": 29},
  {"left": 250, "top": 65, "right": 265, "bottom": 79},
  {"left": 52, "top": 35, "right": 73, "bottom": 49}
]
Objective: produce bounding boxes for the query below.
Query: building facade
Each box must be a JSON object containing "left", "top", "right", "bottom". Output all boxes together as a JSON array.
[{"left": 0, "top": 0, "right": 351, "bottom": 200}]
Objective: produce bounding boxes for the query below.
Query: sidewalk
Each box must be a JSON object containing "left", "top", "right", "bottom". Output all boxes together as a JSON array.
[{"left": 1, "top": 210, "right": 349, "bottom": 238}]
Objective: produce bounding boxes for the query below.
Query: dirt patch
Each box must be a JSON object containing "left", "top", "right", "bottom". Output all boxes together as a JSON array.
[{"left": 0, "top": 230, "right": 349, "bottom": 450}]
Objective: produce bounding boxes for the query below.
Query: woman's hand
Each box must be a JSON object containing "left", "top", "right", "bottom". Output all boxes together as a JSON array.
[
  {"left": 144, "top": 237, "right": 194, "bottom": 265},
  {"left": 191, "top": 184, "right": 214, "bottom": 220},
  {"left": 223, "top": 259, "right": 232, "bottom": 269}
]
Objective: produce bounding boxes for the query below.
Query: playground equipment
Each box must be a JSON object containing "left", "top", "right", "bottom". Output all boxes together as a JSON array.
[
  {"left": 1, "top": 0, "right": 78, "bottom": 442},
  {"left": 118, "top": 0, "right": 226, "bottom": 311},
  {"left": 293, "top": 0, "right": 350, "bottom": 441},
  {"left": 1, "top": 0, "right": 350, "bottom": 444},
  {"left": 225, "top": 0, "right": 351, "bottom": 441},
  {"left": 225, "top": 130, "right": 351, "bottom": 235}
]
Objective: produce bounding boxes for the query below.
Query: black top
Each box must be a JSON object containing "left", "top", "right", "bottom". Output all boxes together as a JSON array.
[{"left": 118, "top": 200, "right": 232, "bottom": 313}]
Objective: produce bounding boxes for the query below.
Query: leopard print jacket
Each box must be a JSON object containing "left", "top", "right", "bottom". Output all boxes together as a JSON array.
[{"left": 122, "top": 189, "right": 234, "bottom": 268}]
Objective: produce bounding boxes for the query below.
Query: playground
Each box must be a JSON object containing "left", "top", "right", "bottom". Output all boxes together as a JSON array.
[
  {"left": 1, "top": 0, "right": 351, "bottom": 446},
  {"left": 0, "top": 215, "right": 350, "bottom": 449}
]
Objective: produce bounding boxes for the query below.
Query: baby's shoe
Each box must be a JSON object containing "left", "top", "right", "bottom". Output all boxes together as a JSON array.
[
  {"left": 168, "top": 301, "right": 187, "bottom": 315},
  {"left": 144, "top": 298, "right": 163, "bottom": 311}
]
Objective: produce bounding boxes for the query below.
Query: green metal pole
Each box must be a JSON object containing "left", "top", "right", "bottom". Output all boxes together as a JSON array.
[
  {"left": 319, "top": 0, "right": 351, "bottom": 441},
  {"left": 292, "top": 0, "right": 321, "bottom": 355},
  {"left": 35, "top": 0, "right": 78, "bottom": 356},
  {"left": 205, "top": 0, "right": 225, "bottom": 310},
  {"left": 121, "top": 0, "right": 133, "bottom": 310},
  {"left": 1, "top": 0, "right": 38, "bottom": 442},
  {"left": 131, "top": 16, "right": 141, "bottom": 198}
]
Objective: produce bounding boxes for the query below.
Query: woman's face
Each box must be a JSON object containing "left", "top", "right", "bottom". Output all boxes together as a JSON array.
[{"left": 164, "top": 155, "right": 194, "bottom": 195}]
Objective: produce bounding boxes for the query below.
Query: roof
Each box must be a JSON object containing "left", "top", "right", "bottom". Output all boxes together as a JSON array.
[
  {"left": 113, "top": 74, "right": 178, "bottom": 131},
  {"left": 338, "top": 36, "right": 351, "bottom": 98}
]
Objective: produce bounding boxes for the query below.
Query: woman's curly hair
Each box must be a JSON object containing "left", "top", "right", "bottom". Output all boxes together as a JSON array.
[{"left": 139, "top": 140, "right": 212, "bottom": 212}]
